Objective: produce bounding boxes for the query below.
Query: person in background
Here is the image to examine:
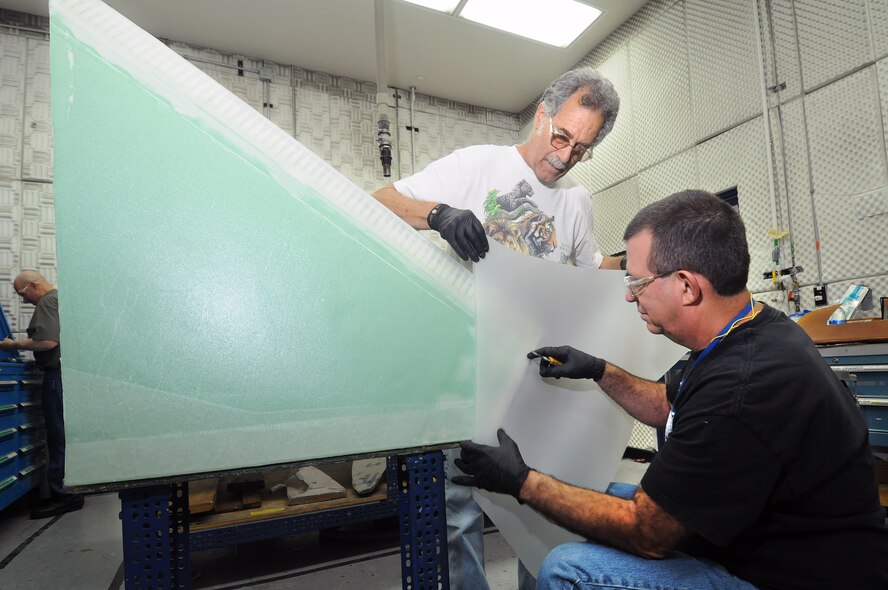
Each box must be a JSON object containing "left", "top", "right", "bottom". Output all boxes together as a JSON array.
[
  {"left": 1, "top": 270, "right": 83, "bottom": 518},
  {"left": 373, "top": 67, "right": 623, "bottom": 589},
  {"left": 454, "top": 190, "right": 888, "bottom": 590}
]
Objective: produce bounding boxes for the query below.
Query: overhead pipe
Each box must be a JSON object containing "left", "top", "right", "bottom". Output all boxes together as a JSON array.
[{"left": 375, "top": 0, "right": 393, "bottom": 177}]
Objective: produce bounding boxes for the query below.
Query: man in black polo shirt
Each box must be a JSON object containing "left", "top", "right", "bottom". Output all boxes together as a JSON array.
[
  {"left": 452, "top": 191, "right": 887, "bottom": 589},
  {"left": 1, "top": 270, "right": 83, "bottom": 518}
]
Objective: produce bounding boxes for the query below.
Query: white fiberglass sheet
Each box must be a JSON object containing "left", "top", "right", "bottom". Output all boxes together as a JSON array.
[{"left": 474, "top": 242, "right": 686, "bottom": 574}]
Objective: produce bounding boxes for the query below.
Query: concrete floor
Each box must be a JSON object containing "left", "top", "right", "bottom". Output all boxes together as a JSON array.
[{"left": 0, "top": 460, "right": 650, "bottom": 590}]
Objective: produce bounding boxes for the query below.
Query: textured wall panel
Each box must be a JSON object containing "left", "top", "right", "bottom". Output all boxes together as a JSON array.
[
  {"left": 398, "top": 107, "right": 441, "bottom": 178},
  {"left": 629, "top": 0, "right": 693, "bottom": 169},
  {"left": 590, "top": 177, "right": 640, "bottom": 256},
  {"left": 794, "top": 0, "right": 872, "bottom": 90},
  {"left": 22, "top": 37, "right": 51, "bottom": 181},
  {"left": 637, "top": 149, "right": 699, "bottom": 207},
  {"left": 0, "top": 34, "right": 25, "bottom": 180},
  {"left": 686, "top": 0, "right": 762, "bottom": 140},
  {"left": 20, "top": 180, "right": 55, "bottom": 278},
  {"left": 807, "top": 68, "right": 888, "bottom": 282},
  {"left": 573, "top": 45, "right": 636, "bottom": 194},
  {"left": 871, "top": 0, "right": 888, "bottom": 60},
  {"left": 767, "top": 99, "right": 820, "bottom": 292},
  {"left": 695, "top": 117, "right": 774, "bottom": 293},
  {"left": 762, "top": 0, "right": 804, "bottom": 102},
  {"left": 807, "top": 67, "right": 886, "bottom": 197},
  {"left": 0, "top": 178, "right": 21, "bottom": 332}
]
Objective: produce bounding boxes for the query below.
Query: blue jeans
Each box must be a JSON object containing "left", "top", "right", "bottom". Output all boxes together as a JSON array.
[
  {"left": 41, "top": 369, "right": 68, "bottom": 498},
  {"left": 443, "top": 447, "right": 489, "bottom": 590},
  {"left": 537, "top": 543, "right": 759, "bottom": 590},
  {"left": 537, "top": 483, "right": 759, "bottom": 590}
]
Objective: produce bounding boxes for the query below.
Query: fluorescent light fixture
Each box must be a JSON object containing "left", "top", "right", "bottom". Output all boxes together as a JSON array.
[
  {"left": 400, "top": 0, "right": 462, "bottom": 14},
  {"left": 460, "top": 0, "right": 602, "bottom": 48}
]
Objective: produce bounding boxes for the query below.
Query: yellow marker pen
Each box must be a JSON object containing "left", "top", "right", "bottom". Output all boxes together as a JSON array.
[{"left": 539, "top": 355, "right": 563, "bottom": 366}]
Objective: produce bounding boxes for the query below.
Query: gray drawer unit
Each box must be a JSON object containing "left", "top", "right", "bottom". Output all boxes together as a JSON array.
[
  {"left": 819, "top": 343, "right": 888, "bottom": 449},
  {"left": 0, "top": 368, "right": 45, "bottom": 511}
]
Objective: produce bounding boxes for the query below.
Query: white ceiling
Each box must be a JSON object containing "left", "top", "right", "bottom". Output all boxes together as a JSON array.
[{"left": 1, "top": 0, "right": 648, "bottom": 113}]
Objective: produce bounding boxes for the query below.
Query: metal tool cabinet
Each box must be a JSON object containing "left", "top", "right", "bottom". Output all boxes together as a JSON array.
[
  {"left": 819, "top": 343, "right": 888, "bottom": 449},
  {"left": 0, "top": 303, "right": 46, "bottom": 513},
  {"left": 0, "top": 362, "right": 45, "bottom": 511}
]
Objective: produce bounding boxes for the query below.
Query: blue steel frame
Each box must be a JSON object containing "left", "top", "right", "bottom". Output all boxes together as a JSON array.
[
  {"left": 397, "top": 452, "right": 449, "bottom": 590},
  {"left": 119, "top": 451, "right": 449, "bottom": 590},
  {"left": 119, "top": 482, "right": 190, "bottom": 590}
]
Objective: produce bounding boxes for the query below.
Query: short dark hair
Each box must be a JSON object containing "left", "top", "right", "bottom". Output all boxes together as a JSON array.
[
  {"left": 623, "top": 190, "right": 750, "bottom": 296},
  {"left": 539, "top": 67, "right": 619, "bottom": 147}
]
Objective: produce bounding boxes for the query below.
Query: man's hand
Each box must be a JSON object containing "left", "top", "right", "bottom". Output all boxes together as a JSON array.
[
  {"left": 427, "top": 204, "right": 489, "bottom": 262},
  {"left": 0, "top": 338, "right": 17, "bottom": 352},
  {"left": 452, "top": 428, "right": 530, "bottom": 499},
  {"left": 528, "top": 346, "right": 606, "bottom": 381}
]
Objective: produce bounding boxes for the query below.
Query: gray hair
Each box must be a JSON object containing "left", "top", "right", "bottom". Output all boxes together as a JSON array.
[{"left": 539, "top": 67, "right": 620, "bottom": 147}]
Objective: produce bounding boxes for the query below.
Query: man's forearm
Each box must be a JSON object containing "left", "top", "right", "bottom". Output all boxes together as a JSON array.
[
  {"left": 599, "top": 255, "right": 624, "bottom": 270},
  {"left": 519, "top": 471, "right": 687, "bottom": 558},
  {"left": 598, "top": 363, "right": 670, "bottom": 427},
  {"left": 372, "top": 185, "right": 437, "bottom": 229},
  {"left": 5, "top": 338, "right": 58, "bottom": 352}
]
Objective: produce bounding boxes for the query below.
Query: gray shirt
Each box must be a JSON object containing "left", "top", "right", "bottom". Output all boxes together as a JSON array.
[{"left": 28, "top": 289, "right": 61, "bottom": 370}]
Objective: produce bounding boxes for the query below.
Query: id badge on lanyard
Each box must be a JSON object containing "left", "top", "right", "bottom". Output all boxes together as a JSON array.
[{"left": 663, "top": 299, "right": 753, "bottom": 442}]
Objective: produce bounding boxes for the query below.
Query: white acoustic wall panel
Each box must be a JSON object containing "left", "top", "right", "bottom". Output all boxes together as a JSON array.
[
  {"left": 0, "top": 179, "right": 22, "bottom": 330},
  {"left": 629, "top": 0, "right": 693, "bottom": 170},
  {"left": 874, "top": 58, "right": 888, "bottom": 179},
  {"left": 20, "top": 181, "right": 55, "bottom": 279},
  {"left": 871, "top": 0, "right": 888, "bottom": 60},
  {"left": 686, "top": 0, "right": 762, "bottom": 140},
  {"left": 794, "top": 0, "right": 872, "bottom": 91},
  {"left": 589, "top": 177, "right": 640, "bottom": 256},
  {"left": 767, "top": 99, "right": 820, "bottom": 290},
  {"left": 807, "top": 68, "right": 887, "bottom": 196},
  {"left": 268, "top": 78, "right": 296, "bottom": 137},
  {"left": 637, "top": 149, "right": 700, "bottom": 208},
  {"left": 695, "top": 117, "right": 774, "bottom": 294},
  {"left": 762, "top": 0, "right": 804, "bottom": 103},
  {"left": 571, "top": 45, "right": 636, "bottom": 194},
  {"left": 0, "top": 33, "right": 25, "bottom": 180},
  {"left": 807, "top": 68, "right": 888, "bottom": 282},
  {"left": 23, "top": 38, "right": 52, "bottom": 182}
]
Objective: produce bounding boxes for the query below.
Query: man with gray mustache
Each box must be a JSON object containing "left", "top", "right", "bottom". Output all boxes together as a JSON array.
[{"left": 372, "top": 67, "right": 623, "bottom": 590}]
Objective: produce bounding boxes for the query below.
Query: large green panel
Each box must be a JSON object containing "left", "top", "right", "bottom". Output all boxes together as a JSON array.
[{"left": 50, "top": 0, "right": 474, "bottom": 486}]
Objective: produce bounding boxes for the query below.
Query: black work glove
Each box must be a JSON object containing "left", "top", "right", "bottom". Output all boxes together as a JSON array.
[
  {"left": 427, "top": 204, "right": 489, "bottom": 262},
  {"left": 452, "top": 428, "right": 531, "bottom": 500},
  {"left": 528, "top": 345, "right": 606, "bottom": 381}
]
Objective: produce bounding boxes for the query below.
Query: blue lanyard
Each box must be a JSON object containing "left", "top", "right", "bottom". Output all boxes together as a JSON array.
[{"left": 665, "top": 299, "right": 754, "bottom": 442}]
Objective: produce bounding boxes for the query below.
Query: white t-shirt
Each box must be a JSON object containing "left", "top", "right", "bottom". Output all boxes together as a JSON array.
[{"left": 394, "top": 145, "right": 603, "bottom": 268}]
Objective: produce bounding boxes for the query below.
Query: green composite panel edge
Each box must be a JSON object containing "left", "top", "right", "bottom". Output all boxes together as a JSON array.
[{"left": 50, "top": 0, "right": 475, "bottom": 486}]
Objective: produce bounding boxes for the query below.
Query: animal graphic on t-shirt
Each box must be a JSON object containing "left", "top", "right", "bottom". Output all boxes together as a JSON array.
[
  {"left": 482, "top": 180, "right": 559, "bottom": 259},
  {"left": 518, "top": 210, "right": 557, "bottom": 257},
  {"left": 482, "top": 218, "right": 531, "bottom": 256},
  {"left": 494, "top": 179, "right": 538, "bottom": 220}
]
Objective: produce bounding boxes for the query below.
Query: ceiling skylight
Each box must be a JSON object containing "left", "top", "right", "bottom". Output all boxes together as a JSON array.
[
  {"left": 401, "top": 0, "right": 462, "bottom": 14},
  {"left": 401, "top": 0, "right": 602, "bottom": 48}
]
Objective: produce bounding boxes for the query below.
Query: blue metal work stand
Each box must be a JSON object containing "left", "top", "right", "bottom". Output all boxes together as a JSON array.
[{"left": 118, "top": 451, "right": 449, "bottom": 590}]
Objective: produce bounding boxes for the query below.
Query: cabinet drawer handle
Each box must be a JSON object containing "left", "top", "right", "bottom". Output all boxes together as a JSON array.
[{"left": 0, "top": 474, "right": 17, "bottom": 492}]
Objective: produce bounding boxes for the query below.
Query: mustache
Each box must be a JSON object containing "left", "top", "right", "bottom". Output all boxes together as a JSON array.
[{"left": 545, "top": 154, "right": 566, "bottom": 171}]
